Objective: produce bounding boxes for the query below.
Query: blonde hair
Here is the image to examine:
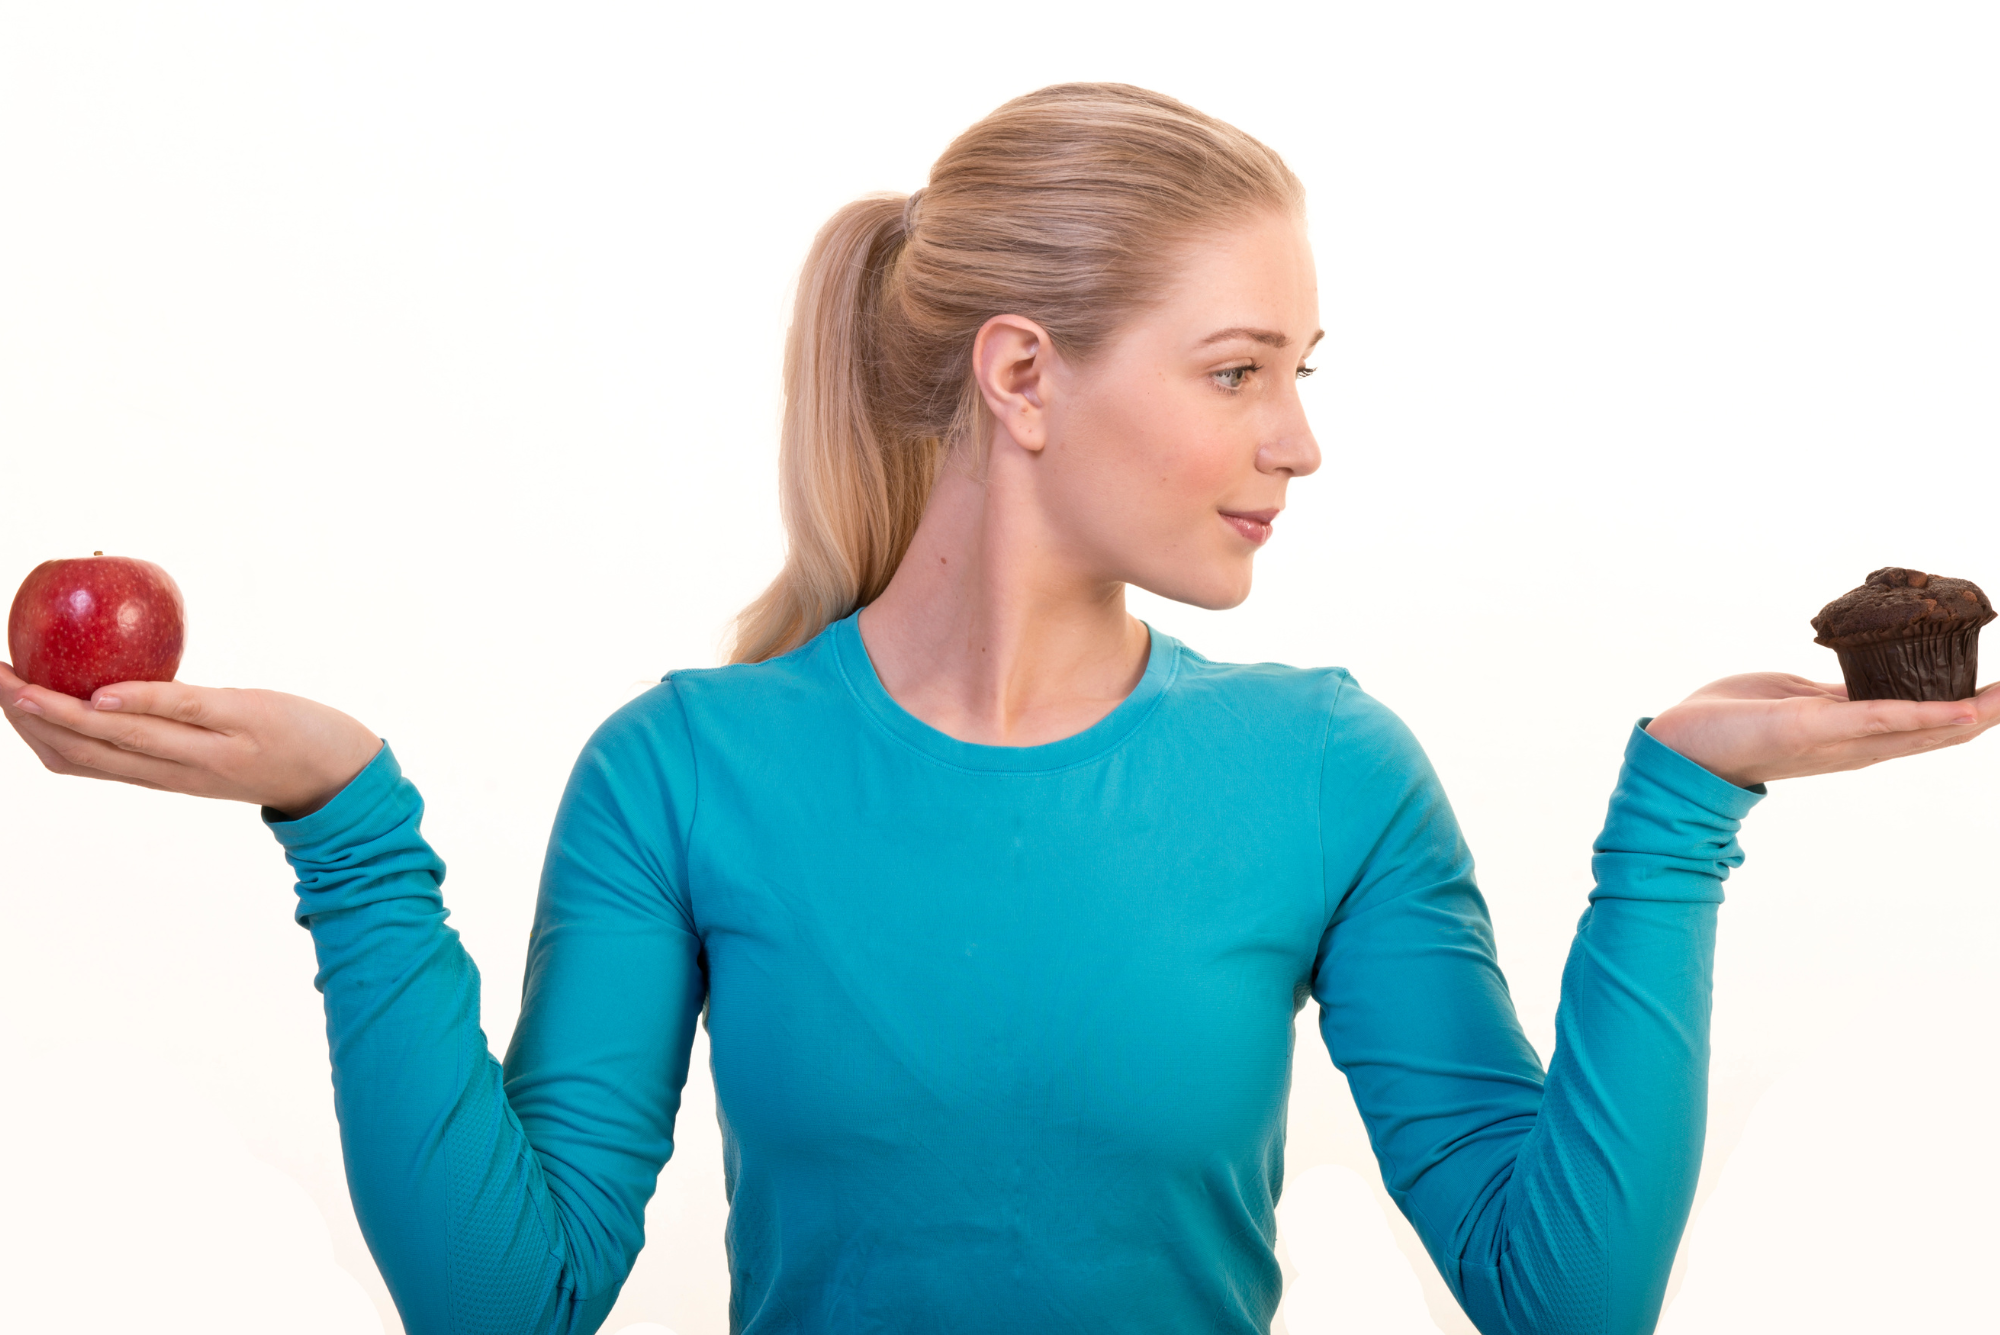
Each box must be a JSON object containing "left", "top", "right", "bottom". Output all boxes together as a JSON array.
[{"left": 727, "top": 82, "right": 1304, "bottom": 664}]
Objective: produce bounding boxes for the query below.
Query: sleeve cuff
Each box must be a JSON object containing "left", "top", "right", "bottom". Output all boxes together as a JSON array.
[
  {"left": 262, "top": 739, "right": 405, "bottom": 859},
  {"left": 1588, "top": 721, "right": 1764, "bottom": 904},
  {"left": 1628, "top": 718, "right": 1767, "bottom": 819}
]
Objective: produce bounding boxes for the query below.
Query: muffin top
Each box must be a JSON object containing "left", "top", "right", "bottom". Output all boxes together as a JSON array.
[{"left": 1812, "top": 567, "right": 1995, "bottom": 648}]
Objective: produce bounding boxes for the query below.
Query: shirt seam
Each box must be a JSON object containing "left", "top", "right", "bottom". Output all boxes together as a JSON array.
[
  {"left": 1315, "top": 667, "right": 1351, "bottom": 931},
  {"left": 662, "top": 673, "right": 705, "bottom": 928}
]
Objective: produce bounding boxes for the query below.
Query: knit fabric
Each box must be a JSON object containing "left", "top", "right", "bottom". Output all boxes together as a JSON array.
[{"left": 269, "top": 610, "right": 1761, "bottom": 1334}]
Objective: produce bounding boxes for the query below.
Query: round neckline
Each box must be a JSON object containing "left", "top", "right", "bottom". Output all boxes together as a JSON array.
[{"left": 829, "top": 608, "right": 1179, "bottom": 774}]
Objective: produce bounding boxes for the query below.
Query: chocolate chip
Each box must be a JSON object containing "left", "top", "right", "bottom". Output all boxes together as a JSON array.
[{"left": 1908, "top": 571, "right": 1930, "bottom": 588}]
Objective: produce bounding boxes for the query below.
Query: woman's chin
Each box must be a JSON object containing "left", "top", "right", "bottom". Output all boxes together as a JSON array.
[{"left": 1137, "top": 568, "right": 1254, "bottom": 613}]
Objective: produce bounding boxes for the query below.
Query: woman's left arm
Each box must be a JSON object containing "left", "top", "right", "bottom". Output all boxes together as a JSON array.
[{"left": 1311, "top": 673, "right": 1999, "bottom": 1335}]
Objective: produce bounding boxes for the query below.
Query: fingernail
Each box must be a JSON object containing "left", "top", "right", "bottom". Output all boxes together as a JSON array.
[
  {"left": 94, "top": 694, "right": 122, "bottom": 711},
  {"left": 13, "top": 697, "right": 42, "bottom": 715}
]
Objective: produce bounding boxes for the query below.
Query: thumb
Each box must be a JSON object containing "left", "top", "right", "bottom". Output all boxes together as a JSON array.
[{"left": 90, "top": 679, "right": 235, "bottom": 731}]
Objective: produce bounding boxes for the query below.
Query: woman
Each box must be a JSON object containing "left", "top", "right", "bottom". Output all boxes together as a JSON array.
[{"left": 4, "top": 84, "right": 1993, "bottom": 1335}]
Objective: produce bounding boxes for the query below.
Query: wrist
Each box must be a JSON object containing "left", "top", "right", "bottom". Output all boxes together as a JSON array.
[
  {"left": 272, "top": 731, "right": 384, "bottom": 820},
  {"left": 1644, "top": 712, "right": 1760, "bottom": 789}
]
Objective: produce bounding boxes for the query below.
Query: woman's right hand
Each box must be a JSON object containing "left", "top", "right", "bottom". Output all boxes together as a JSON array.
[{"left": 2, "top": 662, "right": 382, "bottom": 819}]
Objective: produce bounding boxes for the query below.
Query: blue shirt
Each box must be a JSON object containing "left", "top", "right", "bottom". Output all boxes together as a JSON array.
[{"left": 269, "top": 610, "right": 1762, "bottom": 1334}]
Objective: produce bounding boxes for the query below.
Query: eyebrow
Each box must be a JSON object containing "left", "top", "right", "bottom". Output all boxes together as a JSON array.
[{"left": 1199, "top": 326, "right": 1326, "bottom": 351}]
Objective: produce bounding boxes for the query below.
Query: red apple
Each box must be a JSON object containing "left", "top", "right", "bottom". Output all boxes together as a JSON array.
[{"left": 7, "top": 554, "right": 186, "bottom": 700}]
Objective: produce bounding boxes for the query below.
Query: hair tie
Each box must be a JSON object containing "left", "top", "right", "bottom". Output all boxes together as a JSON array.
[{"left": 902, "top": 187, "right": 927, "bottom": 236}]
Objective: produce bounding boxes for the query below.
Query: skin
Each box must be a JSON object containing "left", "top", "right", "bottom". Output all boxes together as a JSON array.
[
  {"left": 4, "top": 209, "right": 1999, "bottom": 810},
  {"left": 860, "top": 210, "right": 1324, "bottom": 745}
]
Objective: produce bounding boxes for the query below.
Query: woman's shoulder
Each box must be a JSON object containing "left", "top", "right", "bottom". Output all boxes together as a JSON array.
[
  {"left": 1166, "top": 639, "right": 1421, "bottom": 758},
  {"left": 659, "top": 625, "right": 843, "bottom": 713},
  {"left": 568, "top": 634, "right": 846, "bottom": 791},
  {"left": 1172, "top": 641, "right": 1353, "bottom": 692},
  {"left": 587, "top": 627, "right": 847, "bottom": 757},
  {"left": 1166, "top": 638, "right": 1362, "bottom": 719}
]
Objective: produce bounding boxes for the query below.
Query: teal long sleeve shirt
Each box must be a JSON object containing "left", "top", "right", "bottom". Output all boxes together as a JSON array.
[{"left": 267, "top": 611, "right": 1763, "bottom": 1335}]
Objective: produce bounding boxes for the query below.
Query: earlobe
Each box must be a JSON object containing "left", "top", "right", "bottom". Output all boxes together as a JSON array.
[{"left": 972, "top": 314, "right": 1054, "bottom": 454}]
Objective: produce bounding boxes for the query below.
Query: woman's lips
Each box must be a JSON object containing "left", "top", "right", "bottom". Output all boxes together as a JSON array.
[{"left": 1219, "top": 508, "right": 1278, "bottom": 545}]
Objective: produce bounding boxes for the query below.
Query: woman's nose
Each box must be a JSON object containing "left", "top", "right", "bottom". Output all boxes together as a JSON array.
[{"left": 1259, "top": 414, "right": 1322, "bottom": 479}]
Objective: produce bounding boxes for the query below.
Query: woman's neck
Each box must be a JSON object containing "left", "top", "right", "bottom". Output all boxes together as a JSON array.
[{"left": 856, "top": 449, "right": 1151, "bottom": 748}]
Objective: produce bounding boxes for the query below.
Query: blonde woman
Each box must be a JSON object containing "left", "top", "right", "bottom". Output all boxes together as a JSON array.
[{"left": 4, "top": 84, "right": 1994, "bottom": 1335}]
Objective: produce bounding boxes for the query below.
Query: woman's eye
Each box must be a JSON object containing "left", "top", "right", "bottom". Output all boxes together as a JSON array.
[
  {"left": 1212, "top": 366, "right": 1253, "bottom": 390},
  {"left": 1296, "top": 364, "right": 1317, "bottom": 379}
]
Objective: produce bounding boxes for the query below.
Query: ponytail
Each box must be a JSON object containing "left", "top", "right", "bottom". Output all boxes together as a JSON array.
[
  {"left": 727, "top": 196, "right": 942, "bottom": 665},
  {"left": 726, "top": 84, "right": 1303, "bottom": 663}
]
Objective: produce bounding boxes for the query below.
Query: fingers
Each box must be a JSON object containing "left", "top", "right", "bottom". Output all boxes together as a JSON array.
[
  {"left": 6, "top": 707, "right": 195, "bottom": 790},
  {"left": 1833, "top": 717, "right": 1990, "bottom": 767},
  {"left": 87, "top": 678, "right": 237, "bottom": 729},
  {"left": 7, "top": 710, "right": 84, "bottom": 776},
  {"left": 1840, "top": 696, "right": 1981, "bottom": 737},
  {"left": 6, "top": 681, "right": 219, "bottom": 766}
]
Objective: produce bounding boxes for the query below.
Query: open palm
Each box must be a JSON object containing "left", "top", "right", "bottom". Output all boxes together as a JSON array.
[
  {"left": 1645, "top": 672, "right": 2000, "bottom": 788},
  {"left": 0, "top": 660, "right": 380, "bottom": 818}
]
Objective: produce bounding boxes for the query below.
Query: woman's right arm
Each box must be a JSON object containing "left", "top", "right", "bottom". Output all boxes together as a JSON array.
[{"left": 3, "top": 665, "right": 707, "bottom": 1334}]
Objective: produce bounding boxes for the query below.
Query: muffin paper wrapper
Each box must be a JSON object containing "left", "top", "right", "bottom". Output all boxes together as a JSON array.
[{"left": 1834, "top": 625, "right": 1983, "bottom": 702}]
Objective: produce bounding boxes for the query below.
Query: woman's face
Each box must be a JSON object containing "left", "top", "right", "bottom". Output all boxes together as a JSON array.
[{"left": 1034, "top": 209, "right": 1323, "bottom": 611}]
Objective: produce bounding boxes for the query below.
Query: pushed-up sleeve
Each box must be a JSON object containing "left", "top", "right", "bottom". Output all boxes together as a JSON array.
[
  {"left": 1310, "top": 678, "right": 1762, "bottom": 1335},
  {"left": 267, "top": 680, "right": 706, "bottom": 1335}
]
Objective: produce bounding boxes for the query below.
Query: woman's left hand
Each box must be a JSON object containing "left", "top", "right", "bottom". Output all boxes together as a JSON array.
[{"left": 1644, "top": 674, "right": 2000, "bottom": 787}]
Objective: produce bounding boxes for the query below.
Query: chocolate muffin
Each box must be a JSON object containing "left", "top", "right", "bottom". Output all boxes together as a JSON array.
[{"left": 1812, "top": 567, "right": 1994, "bottom": 701}]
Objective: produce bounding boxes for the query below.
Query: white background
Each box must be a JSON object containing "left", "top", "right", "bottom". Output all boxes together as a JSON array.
[{"left": 2, "top": 4, "right": 1995, "bottom": 1332}]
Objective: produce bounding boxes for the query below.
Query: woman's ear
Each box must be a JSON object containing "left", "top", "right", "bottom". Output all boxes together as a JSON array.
[{"left": 971, "top": 314, "right": 1057, "bottom": 454}]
